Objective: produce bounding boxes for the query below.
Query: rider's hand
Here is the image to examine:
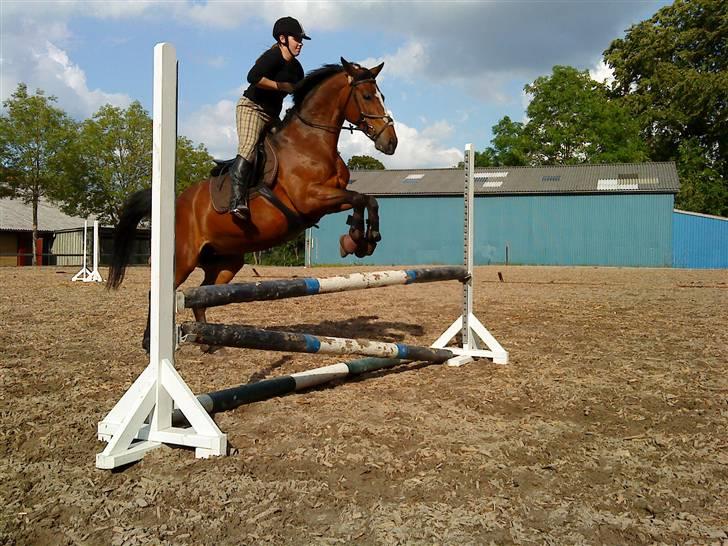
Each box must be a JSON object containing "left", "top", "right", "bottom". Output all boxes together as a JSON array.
[{"left": 277, "top": 82, "right": 295, "bottom": 94}]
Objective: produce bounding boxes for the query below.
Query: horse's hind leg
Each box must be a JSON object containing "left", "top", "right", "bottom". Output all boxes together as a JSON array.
[{"left": 192, "top": 253, "right": 246, "bottom": 353}]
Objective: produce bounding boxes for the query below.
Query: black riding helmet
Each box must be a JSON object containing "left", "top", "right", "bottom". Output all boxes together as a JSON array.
[{"left": 272, "top": 16, "right": 311, "bottom": 41}]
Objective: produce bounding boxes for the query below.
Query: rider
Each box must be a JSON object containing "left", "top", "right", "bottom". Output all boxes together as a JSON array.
[{"left": 229, "top": 16, "right": 310, "bottom": 221}]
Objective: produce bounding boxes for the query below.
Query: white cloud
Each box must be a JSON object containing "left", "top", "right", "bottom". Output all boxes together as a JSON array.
[
  {"left": 589, "top": 59, "right": 616, "bottom": 86},
  {"left": 356, "top": 41, "right": 429, "bottom": 83},
  {"left": 180, "top": 99, "right": 238, "bottom": 159},
  {"left": 181, "top": 97, "right": 461, "bottom": 169},
  {"left": 204, "top": 56, "right": 227, "bottom": 69},
  {"left": 38, "top": 42, "right": 130, "bottom": 115},
  {"left": 339, "top": 120, "right": 462, "bottom": 169},
  {"left": 0, "top": 16, "right": 131, "bottom": 118}
]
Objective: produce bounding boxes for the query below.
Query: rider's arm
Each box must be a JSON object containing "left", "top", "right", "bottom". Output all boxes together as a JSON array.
[
  {"left": 247, "top": 48, "right": 292, "bottom": 93},
  {"left": 256, "top": 77, "right": 294, "bottom": 93}
]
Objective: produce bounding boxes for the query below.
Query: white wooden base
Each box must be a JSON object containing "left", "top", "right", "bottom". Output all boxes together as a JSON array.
[
  {"left": 432, "top": 313, "right": 509, "bottom": 366},
  {"left": 96, "top": 359, "right": 227, "bottom": 469},
  {"left": 71, "top": 267, "right": 92, "bottom": 282},
  {"left": 84, "top": 269, "right": 103, "bottom": 283}
]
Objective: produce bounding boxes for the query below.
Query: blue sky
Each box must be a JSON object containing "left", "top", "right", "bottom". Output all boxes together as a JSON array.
[{"left": 1, "top": 1, "right": 670, "bottom": 169}]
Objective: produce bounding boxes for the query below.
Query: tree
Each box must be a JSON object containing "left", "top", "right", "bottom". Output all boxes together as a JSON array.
[
  {"left": 347, "top": 155, "right": 385, "bottom": 170},
  {"left": 604, "top": 0, "right": 728, "bottom": 214},
  {"left": 522, "top": 66, "right": 647, "bottom": 165},
  {"left": 0, "top": 84, "right": 77, "bottom": 264},
  {"left": 60, "top": 102, "right": 153, "bottom": 225},
  {"left": 176, "top": 136, "right": 216, "bottom": 194},
  {"left": 487, "top": 116, "right": 528, "bottom": 166},
  {"left": 58, "top": 101, "right": 214, "bottom": 225}
]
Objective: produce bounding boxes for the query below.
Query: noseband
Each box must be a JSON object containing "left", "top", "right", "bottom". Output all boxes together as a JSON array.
[{"left": 294, "top": 76, "right": 394, "bottom": 141}]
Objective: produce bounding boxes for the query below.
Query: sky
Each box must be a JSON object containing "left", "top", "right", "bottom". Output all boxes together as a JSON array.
[{"left": 0, "top": 0, "right": 671, "bottom": 169}]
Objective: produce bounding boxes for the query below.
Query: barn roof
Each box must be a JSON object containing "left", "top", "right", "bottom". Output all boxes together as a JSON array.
[
  {"left": 0, "top": 197, "right": 95, "bottom": 232},
  {"left": 348, "top": 162, "right": 680, "bottom": 196}
]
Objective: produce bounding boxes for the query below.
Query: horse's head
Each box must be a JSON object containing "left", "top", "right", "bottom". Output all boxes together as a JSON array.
[{"left": 341, "top": 58, "right": 398, "bottom": 155}]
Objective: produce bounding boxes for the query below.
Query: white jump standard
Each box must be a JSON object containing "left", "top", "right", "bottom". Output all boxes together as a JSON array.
[
  {"left": 96, "top": 43, "right": 226, "bottom": 470},
  {"left": 71, "top": 220, "right": 103, "bottom": 283},
  {"left": 95, "top": 43, "right": 507, "bottom": 470}
]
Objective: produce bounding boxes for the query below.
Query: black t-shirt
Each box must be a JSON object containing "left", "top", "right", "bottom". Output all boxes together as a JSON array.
[{"left": 243, "top": 46, "right": 304, "bottom": 118}]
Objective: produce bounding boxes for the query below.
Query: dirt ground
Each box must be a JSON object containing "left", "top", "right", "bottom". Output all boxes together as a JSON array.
[{"left": 0, "top": 264, "right": 726, "bottom": 545}]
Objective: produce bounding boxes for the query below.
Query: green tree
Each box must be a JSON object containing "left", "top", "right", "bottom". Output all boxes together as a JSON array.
[
  {"left": 176, "top": 136, "right": 216, "bottom": 194},
  {"left": 604, "top": 0, "right": 728, "bottom": 215},
  {"left": 61, "top": 102, "right": 153, "bottom": 225},
  {"left": 522, "top": 66, "right": 647, "bottom": 165},
  {"left": 347, "top": 155, "right": 385, "bottom": 170},
  {"left": 59, "top": 101, "right": 214, "bottom": 224},
  {"left": 0, "top": 84, "right": 77, "bottom": 264},
  {"left": 487, "top": 116, "right": 528, "bottom": 166}
]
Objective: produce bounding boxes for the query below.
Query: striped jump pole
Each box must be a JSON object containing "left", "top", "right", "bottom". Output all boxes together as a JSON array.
[
  {"left": 172, "top": 357, "right": 404, "bottom": 426},
  {"left": 179, "top": 322, "right": 457, "bottom": 363},
  {"left": 178, "top": 266, "right": 468, "bottom": 310}
]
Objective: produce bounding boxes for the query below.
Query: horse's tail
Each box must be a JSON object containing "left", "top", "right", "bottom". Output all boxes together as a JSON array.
[{"left": 107, "top": 188, "right": 153, "bottom": 290}]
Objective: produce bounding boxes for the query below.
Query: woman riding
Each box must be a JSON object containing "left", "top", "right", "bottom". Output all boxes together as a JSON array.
[{"left": 230, "top": 16, "right": 310, "bottom": 221}]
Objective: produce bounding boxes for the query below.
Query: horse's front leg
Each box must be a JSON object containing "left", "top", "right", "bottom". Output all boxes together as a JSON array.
[
  {"left": 296, "top": 184, "right": 382, "bottom": 258},
  {"left": 339, "top": 192, "right": 381, "bottom": 258}
]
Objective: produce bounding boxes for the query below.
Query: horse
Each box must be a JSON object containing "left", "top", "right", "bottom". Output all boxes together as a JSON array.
[{"left": 106, "top": 58, "right": 398, "bottom": 350}]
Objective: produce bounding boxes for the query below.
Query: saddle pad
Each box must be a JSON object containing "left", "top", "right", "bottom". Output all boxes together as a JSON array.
[{"left": 209, "top": 139, "right": 279, "bottom": 214}]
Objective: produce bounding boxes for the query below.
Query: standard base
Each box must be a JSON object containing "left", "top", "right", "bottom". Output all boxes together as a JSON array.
[{"left": 432, "top": 313, "right": 509, "bottom": 366}]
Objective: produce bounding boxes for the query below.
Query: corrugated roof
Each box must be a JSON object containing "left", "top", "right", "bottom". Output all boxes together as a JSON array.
[
  {"left": 348, "top": 162, "right": 680, "bottom": 196},
  {"left": 0, "top": 197, "right": 95, "bottom": 232}
]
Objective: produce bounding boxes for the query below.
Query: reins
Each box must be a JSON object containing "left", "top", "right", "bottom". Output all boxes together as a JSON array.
[{"left": 293, "top": 76, "right": 394, "bottom": 140}]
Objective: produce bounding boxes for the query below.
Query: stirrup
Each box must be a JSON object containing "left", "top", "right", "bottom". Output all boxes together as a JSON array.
[{"left": 230, "top": 205, "right": 249, "bottom": 221}]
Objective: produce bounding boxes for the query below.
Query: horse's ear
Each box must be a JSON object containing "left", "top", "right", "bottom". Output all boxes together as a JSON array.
[
  {"left": 341, "top": 57, "right": 357, "bottom": 78},
  {"left": 370, "top": 62, "right": 384, "bottom": 78}
]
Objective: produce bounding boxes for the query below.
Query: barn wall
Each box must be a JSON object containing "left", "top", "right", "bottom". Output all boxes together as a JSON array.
[
  {"left": 51, "top": 230, "right": 85, "bottom": 266},
  {"left": 673, "top": 211, "right": 728, "bottom": 269},
  {"left": 309, "top": 193, "right": 674, "bottom": 267}
]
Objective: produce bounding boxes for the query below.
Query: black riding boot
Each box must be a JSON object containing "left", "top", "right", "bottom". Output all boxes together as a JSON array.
[{"left": 229, "top": 155, "right": 253, "bottom": 221}]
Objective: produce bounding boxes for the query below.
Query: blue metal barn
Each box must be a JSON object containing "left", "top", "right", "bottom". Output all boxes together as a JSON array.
[
  {"left": 672, "top": 210, "right": 728, "bottom": 269},
  {"left": 308, "top": 163, "right": 684, "bottom": 268}
]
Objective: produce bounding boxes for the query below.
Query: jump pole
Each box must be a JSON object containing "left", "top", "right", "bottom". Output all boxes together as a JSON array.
[
  {"left": 171, "top": 356, "right": 404, "bottom": 425},
  {"left": 96, "top": 43, "right": 226, "bottom": 470},
  {"left": 178, "top": 266, "right": 468, "bottom": 309}
]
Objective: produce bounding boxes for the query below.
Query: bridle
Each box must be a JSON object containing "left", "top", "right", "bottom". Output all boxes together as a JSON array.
[{"left": 294, "top": 76, "right": 394, "bottom": 141}]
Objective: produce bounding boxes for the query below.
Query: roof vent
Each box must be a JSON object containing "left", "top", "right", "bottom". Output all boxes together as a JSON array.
[
  {"left": 474, "top": 171, "right": 508, "bottom": 188},
  {"left": 542, "top": 175, "right": 561, "bottom": 182},
  {"left": 402, "top": 174, "right": 424, "bottom": 184}
]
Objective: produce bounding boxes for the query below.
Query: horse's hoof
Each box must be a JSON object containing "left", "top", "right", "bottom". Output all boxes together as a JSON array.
[
  {"left": 371, "top": 230, "right": 382, "bottom": 243},
  {"left": 339, "top": 234, "right": 357, "bottom": 257},
  {"left": 142, "top": 336, "right": 150, "bottom": 354}
]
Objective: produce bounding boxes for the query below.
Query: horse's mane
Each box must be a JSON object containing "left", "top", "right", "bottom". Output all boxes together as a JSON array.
[
  {"left": 279, "top": 64, "right": 343, "bottom": 127},
  {"left": 279, "top": 63, "right": 376, "bottom": 128}
]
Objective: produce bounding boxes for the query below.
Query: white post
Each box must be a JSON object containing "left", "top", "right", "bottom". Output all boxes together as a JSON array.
[
  {"left": 85, "top": 220, "right": 103, "bottom": 282},
  {"left": 71, "top": 220, "right": 91, "bottom": 281},
  {"left": 431, "top": 143, "right": 508, "bottom": 366},
  {"left": 304, "top": 228, "right": 312, "bottom": 268},
  {"left": 96, "top": 43, "right": 227, "bottom": 469}
]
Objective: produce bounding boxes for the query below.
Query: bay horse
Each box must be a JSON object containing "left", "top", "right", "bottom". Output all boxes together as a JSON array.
[{"left": 107, "top": 58, "right": 398, "bottom": 349}]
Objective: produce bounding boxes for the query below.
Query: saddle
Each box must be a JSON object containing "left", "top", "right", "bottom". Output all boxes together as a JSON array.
[{"left": 209, "top": 137, "right": 278, "bottom": 213}]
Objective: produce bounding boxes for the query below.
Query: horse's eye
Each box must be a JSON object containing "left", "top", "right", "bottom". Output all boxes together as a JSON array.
[{"left": 363, "top": 93, "right": 372, "bottom": 100}]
